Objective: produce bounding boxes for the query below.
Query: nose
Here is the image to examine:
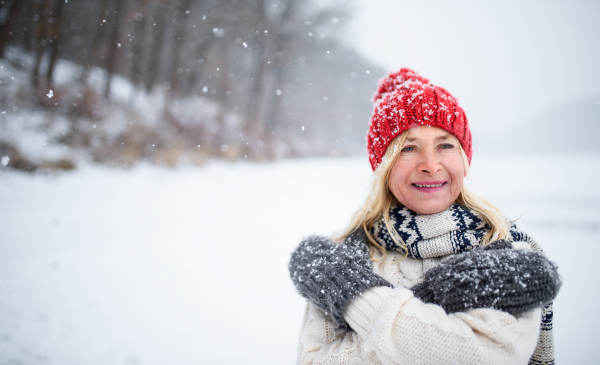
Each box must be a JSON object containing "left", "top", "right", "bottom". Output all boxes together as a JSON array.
[{"left": 418, "top": 150, "right": 442, "bottom": 174}]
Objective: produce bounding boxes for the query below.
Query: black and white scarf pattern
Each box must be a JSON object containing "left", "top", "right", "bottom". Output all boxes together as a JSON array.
[
  {"left": 371, "top": 204, "right": 540, "bottom": 259},
  {"left": 371, "top": 204, "right": 554, "bottom": 365}
]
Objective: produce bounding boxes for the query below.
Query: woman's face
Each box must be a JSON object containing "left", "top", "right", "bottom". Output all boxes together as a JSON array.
[{"left": 388, "top": 126, "right": 466, "bottom": 215}]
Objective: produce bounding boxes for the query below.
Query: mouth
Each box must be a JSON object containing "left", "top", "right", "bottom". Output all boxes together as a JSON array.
[
  {"left": 413, "top": 183, "right": 444, "bottom": 188},
  {"left": 411, "top": 181, "right": 447, "bottom": 192}
]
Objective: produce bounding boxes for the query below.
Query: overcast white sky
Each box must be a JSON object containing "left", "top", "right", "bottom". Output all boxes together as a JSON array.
[{"left": 345, "top": 0, "right": 600, "bottom": 136}]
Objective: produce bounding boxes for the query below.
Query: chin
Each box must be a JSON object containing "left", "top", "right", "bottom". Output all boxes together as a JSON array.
[{"left": 410, "top": 202, "right": 453, "bottom": 215}]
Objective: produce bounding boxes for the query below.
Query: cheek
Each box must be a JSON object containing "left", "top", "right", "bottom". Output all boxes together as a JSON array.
[
  {"left": 447, "top": 158, "right": 465, "bottom": 192},
  {"left": 388, "top": 166, "right": 409, "bottom": 201},
  {"left": 388, "top": 175, "right": 401, "bottom": 200},
  {"left": 453, "top": 175, "right": 464, "bottom": 194}
]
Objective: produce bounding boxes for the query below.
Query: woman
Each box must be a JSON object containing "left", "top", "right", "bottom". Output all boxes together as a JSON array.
[{"left": 288, "top": 69, "right": 561, "bottom": 364}]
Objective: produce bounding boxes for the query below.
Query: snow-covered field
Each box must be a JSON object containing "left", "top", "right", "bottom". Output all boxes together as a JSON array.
[{"left": 1, "top": 153, "right": 599, "bottom": 364}]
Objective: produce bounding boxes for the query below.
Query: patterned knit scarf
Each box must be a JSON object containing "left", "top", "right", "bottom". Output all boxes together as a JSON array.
[
  {"left": 371, "top": 204, "right": 555, "bottom": 365},
  {"left": 371, "top": 204, "right": 539, "bottom": 258}
]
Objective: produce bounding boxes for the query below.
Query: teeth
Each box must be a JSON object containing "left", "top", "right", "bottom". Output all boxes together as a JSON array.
[{"left": 414, "top": 183, "right": 443, "bottom": 188}]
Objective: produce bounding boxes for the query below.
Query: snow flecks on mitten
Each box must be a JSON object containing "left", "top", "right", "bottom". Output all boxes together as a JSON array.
[
  {"left": 412, "top": 240, "right": 562, "bottom": 315},
  {"left": 288, "top": 230, "right": 392, "bottom": 331}
]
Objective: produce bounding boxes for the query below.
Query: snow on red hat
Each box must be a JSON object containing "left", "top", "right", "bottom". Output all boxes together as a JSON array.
[{"left": 367, "top": 68, "right": 472, "bottom": 171}]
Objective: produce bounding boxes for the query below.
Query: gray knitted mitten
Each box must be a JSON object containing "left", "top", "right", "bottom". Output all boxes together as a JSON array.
[
  {"left": 411, "top": 240, "right": 562, "bottom": 315},
  {"left": 288, "top": 229, "right": 393, "bottom": 331}
]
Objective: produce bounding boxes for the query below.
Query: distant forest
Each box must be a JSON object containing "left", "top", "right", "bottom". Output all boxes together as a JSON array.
[{"left": 0, "top": 0, "right": 383, "bottom": 171}]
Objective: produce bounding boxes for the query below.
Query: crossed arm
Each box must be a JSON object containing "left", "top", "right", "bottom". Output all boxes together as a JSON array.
[{"left": 289, "top": 230, "right": 561, "bottom": 364}]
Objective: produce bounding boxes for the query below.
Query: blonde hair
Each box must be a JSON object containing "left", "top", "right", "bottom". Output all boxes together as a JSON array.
[{"left": 337, "top": 130, "right": 509, "bottom": 260}]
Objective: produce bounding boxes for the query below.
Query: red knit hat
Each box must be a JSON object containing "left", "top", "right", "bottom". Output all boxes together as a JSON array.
[{"left": 367, "top": 68, "right": 472, "bottom": 171}]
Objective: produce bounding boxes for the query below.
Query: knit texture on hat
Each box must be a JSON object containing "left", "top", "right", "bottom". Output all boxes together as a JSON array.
[
  {"left": 367, "top": 68, "right": 472, "bottom": 171},
  {"left": 372, "top": 68, "right": 430, "bottom": 102}
]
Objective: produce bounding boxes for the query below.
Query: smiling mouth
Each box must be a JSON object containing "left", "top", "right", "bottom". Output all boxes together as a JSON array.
[{"left": 412, "top": 182, "right": 446, "bottom": 188}]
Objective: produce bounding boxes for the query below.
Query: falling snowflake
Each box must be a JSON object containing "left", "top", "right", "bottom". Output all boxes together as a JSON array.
[
  {"left": 212, "top": 28, "right": 225, "bottom": 37},
  {"left": 46, "top": 90, "right": 54, "bottom": 98}
]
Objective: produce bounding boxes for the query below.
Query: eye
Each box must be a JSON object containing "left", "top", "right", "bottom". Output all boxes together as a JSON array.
[
  {"left": 440, "top": 143, "right": 455, "bottom": 149},
  {"left": 401, "top": 145, "right": 415, "bottom": 152}
]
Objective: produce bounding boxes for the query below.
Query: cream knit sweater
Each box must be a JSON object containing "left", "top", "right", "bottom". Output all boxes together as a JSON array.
[{"left": 297, "top": 247, "right": 542, "bottom": 365}]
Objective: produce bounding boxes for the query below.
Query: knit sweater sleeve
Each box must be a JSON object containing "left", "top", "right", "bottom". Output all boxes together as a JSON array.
[
  {"left": 297, "top": 301, "right": 379, "bottom": 364},
  {"left": 343, "top": 286, "right": 542, "bottom": 365},
  {"left": 298, "top": 286, "right": 541, "bottom": 365}
]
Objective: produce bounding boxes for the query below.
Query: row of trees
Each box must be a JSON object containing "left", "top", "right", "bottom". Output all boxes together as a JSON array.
[{"left": 0, "top": 0, "right": 382, "bottom": 168}]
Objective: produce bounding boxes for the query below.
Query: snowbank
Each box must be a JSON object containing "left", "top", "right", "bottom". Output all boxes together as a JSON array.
[{"left": 0, "top": 154, "right": 599, "bottom": 364}]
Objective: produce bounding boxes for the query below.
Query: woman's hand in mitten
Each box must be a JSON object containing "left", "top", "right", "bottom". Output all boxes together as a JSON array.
[
  {"left": 288, "top": 229, "right": 393, "bottom": 331},
  {"left": 411, "top": 240, "right": 562, "bottom": 315}
]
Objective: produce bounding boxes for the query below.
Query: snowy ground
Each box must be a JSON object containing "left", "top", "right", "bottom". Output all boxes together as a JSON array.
[{"left": 1, "top": 153, "right": 599, "bottom": 364}]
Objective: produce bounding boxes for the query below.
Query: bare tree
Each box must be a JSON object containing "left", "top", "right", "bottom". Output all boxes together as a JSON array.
[
  {"left": 31, "top": 0, "right": 49, "bottom": 87},
  {"left": 144, "top": 0, "right": 169, "bottom": 91},
  {"left": 243, "top": 0, "right": 268, "bottom": 136},
  {"left": 104, "top": 0, "right": 127, "bottom": 98},
  {"left": 167, "top": 0, "right": 192, "bottom": 97},
  {"left": 45, "top": 0, "right": 66, "bottom": 86},
  {"left": 184, "top": 33, "right": 214, "bottom": 94},
  {"left": 262, "top": 0, "right": 299, "bottom": 135},
  {"left": 79, "top": 0, "right": 110, "bottom": 85},
  {"left": 128, "top": 0, "right": 149, "bottom": 90},
  {"left": 0, "top": 0, "right": 22, "bottom": 58}
]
